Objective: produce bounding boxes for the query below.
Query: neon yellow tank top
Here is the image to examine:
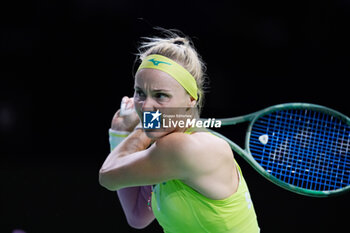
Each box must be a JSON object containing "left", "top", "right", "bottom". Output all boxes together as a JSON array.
[{"left": 151, "top": 130, "right": 260, "bottom": 233}]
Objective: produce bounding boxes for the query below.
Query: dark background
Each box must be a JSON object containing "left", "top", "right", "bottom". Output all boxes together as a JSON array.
[{"left": 1, "top": 0, "right": 350, "bottom": 232}]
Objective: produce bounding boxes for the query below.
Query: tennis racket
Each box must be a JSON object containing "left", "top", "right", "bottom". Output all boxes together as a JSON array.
[{"left": 208, "top": 103, "right": 350, "bottom": 197}]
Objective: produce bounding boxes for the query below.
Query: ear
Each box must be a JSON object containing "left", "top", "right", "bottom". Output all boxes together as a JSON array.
[{"left": 189, "top": 96, "right": 197, "bottom": 107}]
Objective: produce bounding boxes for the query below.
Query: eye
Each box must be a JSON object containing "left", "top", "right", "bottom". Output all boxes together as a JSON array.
[
  {"left": 134, "top": 89, "right": 146, "bottom": 99},
  {"left": 154, "top": 93, "right": 169, "bottom": 100}
]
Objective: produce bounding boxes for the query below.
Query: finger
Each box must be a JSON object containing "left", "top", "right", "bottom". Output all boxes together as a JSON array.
[
  {"left": 128, "top": 97, "right": 135, "bottom": 109},
  {"left": 115, "top": 109, "right": 121, "bottom": 118},
  {"left": 120, "top": 96, "right": 128, "bottom": 109},
  {"left": 120, "top": 96, "right": 130, "bottom": 116},
  {"left": 126, "top": 97, "right": 135, "bottom": 109},
  {"left": 120, "top": 108, "right": 135, "bottom": 116}
]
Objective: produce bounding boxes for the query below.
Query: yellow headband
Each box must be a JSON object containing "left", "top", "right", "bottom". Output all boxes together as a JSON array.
[{"left": 137, "top": 54, "right": 198, "bottom": 100}]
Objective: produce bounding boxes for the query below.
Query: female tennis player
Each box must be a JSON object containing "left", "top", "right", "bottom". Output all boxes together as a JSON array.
[{"left": 99, "top": 31, "right": 260, "bottom": 233}]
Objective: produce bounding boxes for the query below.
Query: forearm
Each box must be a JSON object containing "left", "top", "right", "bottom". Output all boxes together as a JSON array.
[
  {"left": 117, "top": 186, "right": 154, "bottom": 228},
  {"left": 102, "top": 128, "right": 155, "bottom": 228},
  {"left": 100, "top": 129, "right": 151, "bottom": 173}
]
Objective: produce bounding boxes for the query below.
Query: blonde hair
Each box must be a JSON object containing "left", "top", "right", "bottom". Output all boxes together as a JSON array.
[{"left": 135, "top": 29, "right": 208, "bottom": 115}]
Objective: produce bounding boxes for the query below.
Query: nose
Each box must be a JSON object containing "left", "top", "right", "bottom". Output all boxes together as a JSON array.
[{"left": 141, "top": 97, "right": 158, "bottom": 112}]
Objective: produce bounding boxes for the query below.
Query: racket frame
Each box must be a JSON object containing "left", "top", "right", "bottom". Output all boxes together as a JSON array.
[{"left": 209, "top": 103, "right": 350, "bottom": 197}]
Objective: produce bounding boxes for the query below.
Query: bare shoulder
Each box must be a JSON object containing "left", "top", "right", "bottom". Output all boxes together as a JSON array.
[
  {"left": 155, "top": 131, "right": 230, "bottom": 157},
  {"left": 154, "top": 131, "right": 233, "bottom": 177},
  {"left": 158, "top": 130, "right": 229, "bottom": 148},
  {"left": 190, "top": 132, "right": 234, "bottom": 164}
]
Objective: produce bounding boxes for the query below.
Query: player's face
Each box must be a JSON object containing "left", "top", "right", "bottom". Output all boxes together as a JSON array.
[{"left": 133, "top": 68, "right": 196, "bottom": 138}]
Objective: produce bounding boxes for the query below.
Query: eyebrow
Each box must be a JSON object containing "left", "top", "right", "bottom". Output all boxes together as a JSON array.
[
  {"left": 152, "top": 89, "right": 171, "bottom": 92},
  {"left": 134, "top": 86, "right": 171, "bottom": 92}
]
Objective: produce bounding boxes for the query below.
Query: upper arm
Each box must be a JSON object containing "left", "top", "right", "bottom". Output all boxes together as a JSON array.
[{"left": 99, "top": 133, "right": 192, "bottom": 190}]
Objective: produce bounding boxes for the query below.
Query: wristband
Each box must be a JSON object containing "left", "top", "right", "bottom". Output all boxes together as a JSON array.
[{"left": 109, "top": 129, "right": 130, "bottom": 151}]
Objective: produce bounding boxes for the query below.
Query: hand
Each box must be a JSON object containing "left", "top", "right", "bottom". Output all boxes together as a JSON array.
[{"left": 111, "top": 96, "right": 140, "bottom": 132}]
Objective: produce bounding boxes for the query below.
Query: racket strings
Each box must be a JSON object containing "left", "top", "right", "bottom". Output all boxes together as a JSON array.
[{"left": 249, "top": 109, "right": 350, "bottom": 191}]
